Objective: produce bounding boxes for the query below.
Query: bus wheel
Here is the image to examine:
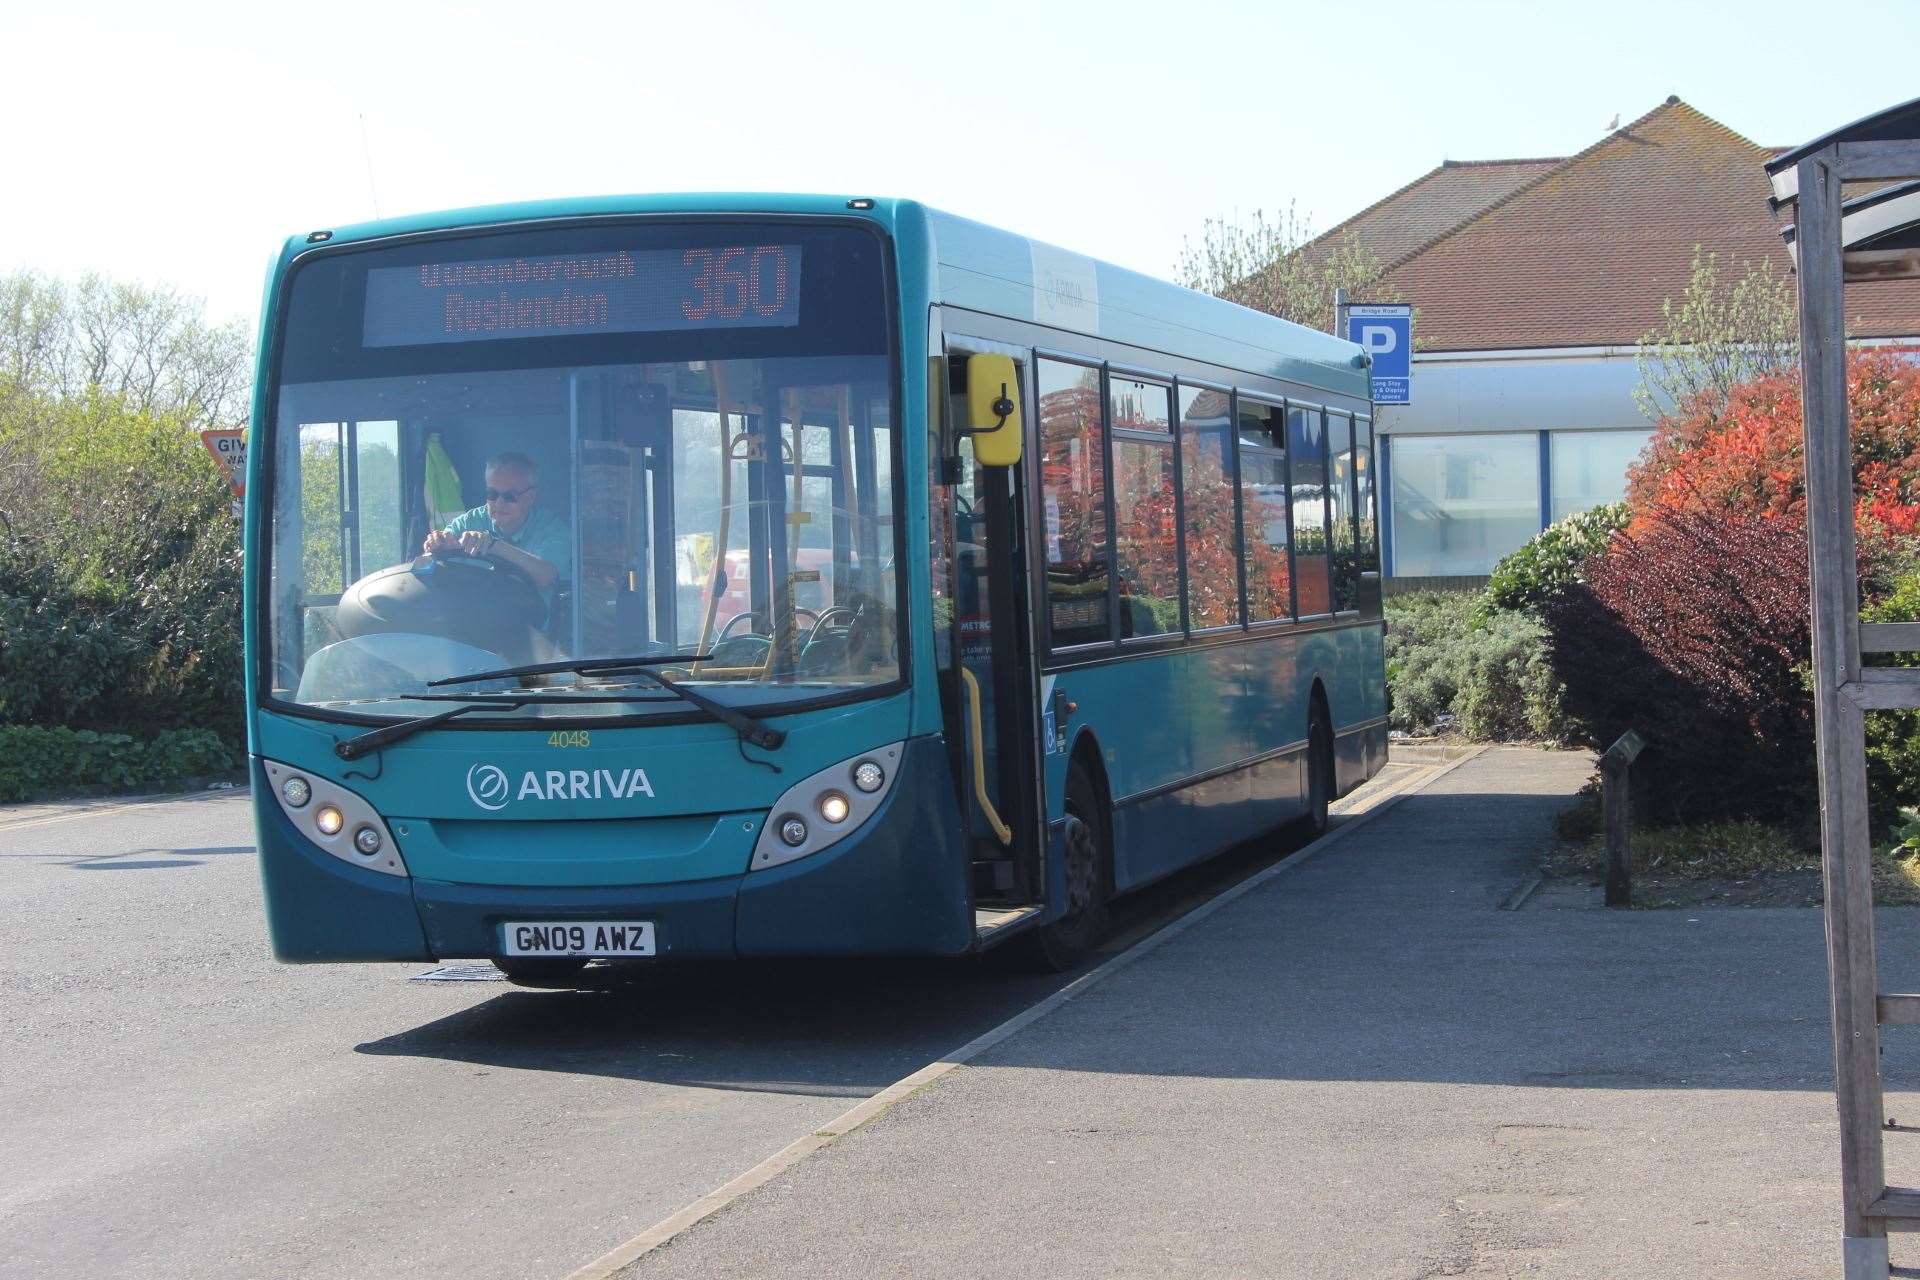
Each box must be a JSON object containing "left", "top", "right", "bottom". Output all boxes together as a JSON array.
[
  {"left": 1010, "top": 759, "right": 1110, "bottom": 972},
  {"left": 1300, "top": 701, "right": 1334, "bottom": 839},
  {"left": 493, "top": 958, "right": 590, "bottom": 988}
]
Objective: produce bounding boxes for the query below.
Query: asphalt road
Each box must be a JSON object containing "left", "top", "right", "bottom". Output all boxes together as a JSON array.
[{"left": 0, "top": 772, "right": 1410, "bottom": 1280}]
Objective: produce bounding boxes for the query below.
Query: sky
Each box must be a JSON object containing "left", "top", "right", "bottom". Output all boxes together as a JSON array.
[{"left": 5, "top": 0, "right": 1916, "bottom": 332}]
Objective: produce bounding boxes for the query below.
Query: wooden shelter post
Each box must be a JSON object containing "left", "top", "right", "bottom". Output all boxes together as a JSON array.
[
  {"left": 1797, "top": 148, "right": 1889, "bottom": 1279},
  {"left": 1772, "top": 97, "right": 1920, "bottom": 1279}
]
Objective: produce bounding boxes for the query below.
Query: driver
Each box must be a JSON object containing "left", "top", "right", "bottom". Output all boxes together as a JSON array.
[{"left": 422, "top": 451, "right": 571, "bottom": 596}]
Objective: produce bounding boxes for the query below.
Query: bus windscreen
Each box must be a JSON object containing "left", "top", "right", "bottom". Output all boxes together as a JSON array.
[{"left": 265, "top": 220, "right": 898, "bottom": 724}]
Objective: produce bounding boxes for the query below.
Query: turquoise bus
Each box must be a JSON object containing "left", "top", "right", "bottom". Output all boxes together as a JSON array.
[{"left": 247, "top": 194, "right": 1385, "bottom": 978}]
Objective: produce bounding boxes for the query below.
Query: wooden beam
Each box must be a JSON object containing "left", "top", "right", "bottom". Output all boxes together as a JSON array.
[
  {"left": 1838, "top": 141, "right": 1920, "bottom": 184},
  {"left": 1878, "top": 995, "right": 1920, "bottom": 1026},
  {"left": 1861, "top": 623, "right": 1920, "bottom": 654},
  {"left": 1844, "top": 669, "right": 1920, "bottom": 710},
  {"left": 1871, "top": 1189, "right": 1920, "bottom": 1228}
]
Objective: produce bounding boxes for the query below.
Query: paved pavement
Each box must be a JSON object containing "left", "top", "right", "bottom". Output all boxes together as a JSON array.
[
  {"left": 0, "top": 769, "right": 1401, "bottom": 1279},
  {"left": 624, "top": 747, "right": 1920, "bottom": 1279}
]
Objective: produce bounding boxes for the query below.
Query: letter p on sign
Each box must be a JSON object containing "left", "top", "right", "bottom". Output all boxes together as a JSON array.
[{"left": 1359, "top": 324, "right": 1398, "bottom": 356}]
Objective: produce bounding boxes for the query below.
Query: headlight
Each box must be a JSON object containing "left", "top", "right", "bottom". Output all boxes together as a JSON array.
[
  {"left": 262, "top": 758, "right": 408, "bottom": 878},
  {"left": 750, "top": 743, "right": 904, "bottom": 872}
]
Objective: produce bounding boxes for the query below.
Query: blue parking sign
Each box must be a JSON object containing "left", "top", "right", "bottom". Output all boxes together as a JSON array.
[{"left": 1346, "top": 304, "right": 1412, "bottom": 404}]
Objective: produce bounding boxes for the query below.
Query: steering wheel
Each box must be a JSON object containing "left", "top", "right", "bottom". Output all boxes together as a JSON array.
[{"left": 332, "top": 551, "right": 546, "bottom": 664}]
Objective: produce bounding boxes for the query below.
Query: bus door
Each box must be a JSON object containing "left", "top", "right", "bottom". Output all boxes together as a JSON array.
[{"left": 945, "top": 346, "right": 1046, "bottom": 911}]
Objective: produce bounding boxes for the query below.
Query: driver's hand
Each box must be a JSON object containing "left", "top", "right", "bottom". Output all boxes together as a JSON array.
[
  {"left": 423, "top": 529, "right": 458, "bottom": 555},
  {"left": 458, "top": 530, "right": 494, "bottom": 557}
]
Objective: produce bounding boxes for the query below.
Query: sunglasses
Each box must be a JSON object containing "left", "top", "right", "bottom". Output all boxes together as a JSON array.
[{"left": 484, "top": 486, "right": 534, "bottom": 503}]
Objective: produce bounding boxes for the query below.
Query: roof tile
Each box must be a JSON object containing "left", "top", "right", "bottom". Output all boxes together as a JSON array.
[{"left": 1362, "top": 99, "right": 1920, "bottom": 350}]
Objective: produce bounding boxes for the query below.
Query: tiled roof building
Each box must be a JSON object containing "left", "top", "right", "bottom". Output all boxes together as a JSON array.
[{"left": 1345, "top": 97, "right": 1920, "bottom": 581}]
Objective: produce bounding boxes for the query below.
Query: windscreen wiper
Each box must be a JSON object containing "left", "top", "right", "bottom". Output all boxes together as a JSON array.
[
  {"left": 428, "top": 652, "right": 711, "bottom": 685},
  {"left": 430, "top": 655, "right": 786, "bottom": 752},
  {"left": 335, "top": 697, "right": 528, "bottom": 760}
]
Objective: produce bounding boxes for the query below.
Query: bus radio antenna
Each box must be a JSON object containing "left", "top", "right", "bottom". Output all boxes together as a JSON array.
[{"left": 358, "top": 113, "right": 382, "bottom": 220}]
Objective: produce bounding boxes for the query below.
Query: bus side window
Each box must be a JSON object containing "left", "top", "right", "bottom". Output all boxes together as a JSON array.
[
  {"left": 1036, "top": 358, "right": 1111, "bottom": 648},
  {"left": 1237, "top": 401, "right": 1291, "bottom": 624},
  {"left": 1328, "top": 411, "right": 1357, "bottom": 612},
  {"left": 1178, "top": 385, "right": 1239, "bottom": 630},
  {"left": 1288, "top": 405, "right": 1332, "bottom": 618}
]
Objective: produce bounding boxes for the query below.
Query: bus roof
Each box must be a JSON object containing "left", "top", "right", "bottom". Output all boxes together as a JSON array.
[{"left": 277, "top": 193, "right": 1371, "bottom": 402}]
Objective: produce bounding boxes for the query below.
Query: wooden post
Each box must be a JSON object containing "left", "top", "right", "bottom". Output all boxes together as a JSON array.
[
  {"left": 1798, "top": 149, "right": 1890, "bottom": 1280},
  {"left": 1601, "top": 730, "right": 1644, "bottom": 908}
]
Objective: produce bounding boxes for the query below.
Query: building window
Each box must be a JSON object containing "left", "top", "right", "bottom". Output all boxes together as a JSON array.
[
  {"left": 1288, "top": 405, "right": 1332, "bottom": 616},
  {"left": 1550, "top": 428, "right": 1653, "bottom": 523},
  {"left": 1238, "top": 401, "right": 1292, "bottom": 623},
  {"left": 1390, "top": 432, "right": 1541, "bottom": 577},
  {"left": 1037, "top": 358, "right": 1110, "bottom": 646},
  {"left": 1110, "top": 377, "right": 1178, "bottom": 639},
  {"left": 1179, "top": 385, "right": 1240, "bottom": 630}
]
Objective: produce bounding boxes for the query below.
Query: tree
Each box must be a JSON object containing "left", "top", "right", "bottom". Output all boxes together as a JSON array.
[
  {"left": 0, "top": 270, "right": 251, "bottom": 428},
  {"left": 1175, "top": 203, "right": 1402, "bottom": 334},
  {"left": 1633, "top": 248, "right": 1799, "bottom": 423}
]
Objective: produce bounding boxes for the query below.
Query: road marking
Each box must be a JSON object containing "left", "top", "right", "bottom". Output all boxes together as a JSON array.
[
  {"left": 562, "top": 747, "right": 1487, "bottom": 1280},
  {"left": 0, "top": 786, "right": 248, "bottom": 835}
]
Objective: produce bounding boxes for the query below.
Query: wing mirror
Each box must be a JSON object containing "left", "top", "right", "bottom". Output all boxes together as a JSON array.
[{"left": 964, "top": 353, "right": 1023, "bottom": 468}]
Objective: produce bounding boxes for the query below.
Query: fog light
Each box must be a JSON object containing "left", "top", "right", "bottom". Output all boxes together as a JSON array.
[
  {"left": 314, "top": 805, "right": 345, "bottom": 836},
  {"left": 817, "top": 791, "right": 850, "bottom": 824},
  {"left": 353, "top": 826, "right": 382, "bottom": 855},
  {"left": 281, "top": 776, "right": 311, "bottom": 808},
  {"left": 778, "top": 815, "right": 808, "bottom": 847},
  {"left": 851, "top": 760, "right": 884, "bottom": 793}
]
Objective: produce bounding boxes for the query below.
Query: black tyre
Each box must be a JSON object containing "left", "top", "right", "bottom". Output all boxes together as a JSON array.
[
  {"left": 1009, "top": 758, "right": 1111, "bottom": 972},
  {"left": 492, "top": 957, "right": 591, "bottom": 989},
  {"left": 1299, "top": 699, "right": 1334, "bottom": 839}
]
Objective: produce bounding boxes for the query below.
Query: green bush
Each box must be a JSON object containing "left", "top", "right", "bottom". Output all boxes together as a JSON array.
[
  {"left": 1482, "top": 502, "right": 1630, "bottom": 617},
  {"left": 1385, "top": 592, "right": 1476, "bottom": 732},
  {"left": 1864, "top": 563, "right": 1920, "bottom": 827},
  {"left": 0, "top": 725, "right": 239, "bottom": 803},
  {"left": 0, "top": 390, "right": 243, "bottom": 742},
  {"left": 1455, "top": 609, "right": 1568, "bottom": 741},
  {"left": 1385, "top": 592, "right": 1566, "bottom": 740}
]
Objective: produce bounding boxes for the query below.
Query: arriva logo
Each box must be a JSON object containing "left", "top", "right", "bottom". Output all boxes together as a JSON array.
[
  {"left": 467, "top": 764, "right": 510, "bottom": 811},
  {"left": 465, "top": 762, "right": 656, "bottom": 810}
]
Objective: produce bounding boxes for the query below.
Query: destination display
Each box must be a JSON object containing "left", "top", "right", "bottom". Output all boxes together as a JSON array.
[{"left": 363, "top": 244, "right": 803, "bottom": 347}]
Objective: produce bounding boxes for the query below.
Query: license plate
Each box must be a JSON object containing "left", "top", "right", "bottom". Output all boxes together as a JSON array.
[{"left": 500, "top": 921, "right": 656, "bottom": 957}]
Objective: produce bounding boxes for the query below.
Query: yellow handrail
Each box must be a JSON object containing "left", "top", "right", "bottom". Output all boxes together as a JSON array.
[{"left": 959, "top": 666, "right": 1012, "bottom": 846}]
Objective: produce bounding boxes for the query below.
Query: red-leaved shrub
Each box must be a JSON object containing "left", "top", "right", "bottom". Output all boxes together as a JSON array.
[
  {"left": 1628, "top": 348, "right": 1920, "bottom": 536},
  {"left": 1545, "top": 509, "right": 1887, "bottom": 825}
]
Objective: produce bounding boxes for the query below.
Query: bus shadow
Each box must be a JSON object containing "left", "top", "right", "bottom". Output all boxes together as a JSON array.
[
  {"left": 353, "top": 825, "right": 1324, "bottom": 1096},
  {"left": 353, "top": 956, "right": 1063, "bottom": 1098}
]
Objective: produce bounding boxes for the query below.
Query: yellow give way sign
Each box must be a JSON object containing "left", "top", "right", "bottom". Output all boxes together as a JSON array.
[{"left": 199, "top": 429, "right": 247, "bottom": 498}]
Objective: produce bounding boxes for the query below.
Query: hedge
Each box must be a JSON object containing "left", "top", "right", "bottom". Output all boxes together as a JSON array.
[{"left": 0, "top": 726, "right": 239, "bottom": 803}]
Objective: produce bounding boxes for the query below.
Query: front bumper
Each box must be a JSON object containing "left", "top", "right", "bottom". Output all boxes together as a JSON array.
[{"left": 253, "top": 736, "right": 972, "bottom": 962}]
